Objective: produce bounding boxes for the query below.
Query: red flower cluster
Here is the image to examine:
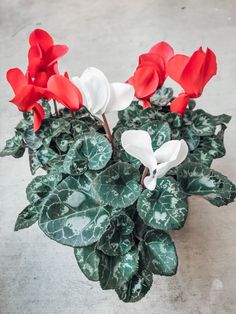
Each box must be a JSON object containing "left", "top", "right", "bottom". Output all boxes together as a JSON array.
[
  {"left": 166, "top": 47, "right": 217, "bottom": 114},
  {"left": 7, "top": 29, "right": 82, "bottom": 131},
  {"left": 128, "top": 43, "right": 217, "bottom": 114},
  {"left": 127, "top": 42, "right": 174, "bottom": 108}
]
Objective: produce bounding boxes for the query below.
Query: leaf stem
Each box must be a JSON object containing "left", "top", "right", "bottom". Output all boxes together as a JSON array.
[
  {"left": 71, "top": 111, "right": 76, "bottom": 118},
  {"left": 53, "top": 99, "right": 59, "bottom": 117},
  {"left": 102, "top": 113, "right": 113, "bottom": 143},
  {"left": 141, "top": 167, "right": 148, "bottom": 188}
]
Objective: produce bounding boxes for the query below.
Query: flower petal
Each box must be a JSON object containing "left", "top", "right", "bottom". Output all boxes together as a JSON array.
[
  {"left": 47, "top": 75, "right": 83, "bottom": 111},
  {"left": 154, "top": 139, "right": 188, "bottom": 168},
  {"left": 149, "top": 41, "right": 174, "bottom": 63},
  {"left": 133, "top": 65, "right": 159, "bottom": 99},
  {"left": 170, "top": 93, "right": 190, "bottom": 115},
  {"left": 33, "top": 103, "right": 45, "bottom": 132},
  {"left": 166, "top": 54, "right": 189, "bottom": 84},
  {"left": 45, "top": 44, "right": 69, "bottom": 67},
  {"left": 7, "top": 68, "right": 27, "bottom": 95},
  {"left": 121, "top": 130, "right": 157, "bottom": 172},
  {"left": 105, "top": 83, "right": 134, "bottom": 113},
  {"left": 143, "top": 175, "right": 157, "bottom": 191},
  {"left": 72, "top": 67, "right": 110, "bottom": 115},
  {"left": 29, "top": 29, "right": 54, "bottom": 51},
  {"left": 199, "top": 48, "right": 217, "bottom": 89}
]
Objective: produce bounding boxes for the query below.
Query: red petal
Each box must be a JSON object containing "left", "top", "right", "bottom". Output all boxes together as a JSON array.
[
  {"left": 47, "top": 75, "right": 83, "bottom": 111},
  {"left": 133, "top": 65, "right": 159, "bottom": 99},
  {"left": 180, "top": 48, "right": 206, "bottom": 96},
  {"left": 28, "top": 45, "right": 42, "bottom": 60},
  {"left": 149, "top": 41, "right": 174, "bottom": 63},
  {"left": 139, "top": 53, "right": 166, "bottom": 85},
  {"left": 10, "top": 85, "right": 45, "bottom": 111},
  {"left": 142, "top": 99, "right": 151, "bottom": 109},
  {"left": 170, "top": 93, "right": 190, "bottom": 115},
  {"left": 29, "top": 29, "right": 54, "bottom": 51},
  {"left": 166, "top": 54, "right": 189, "bottom": 84},
  {"left": 33, "top": 103, "right": 45, "bottom": 131},
  {"left": 7, "top": 68, "right": 27, "bottom": 94},
  {"left": 45, "top": 45, "right": 69, "bottom": 66},
  {"left": 34, "top": 72, "right": 49, "bottom": 87},
  {"left": 28, "top": 56, "right": 44, "bottom": 77},
  {"left": 199, "top": 48, "right": 217, "bottom": 89}
]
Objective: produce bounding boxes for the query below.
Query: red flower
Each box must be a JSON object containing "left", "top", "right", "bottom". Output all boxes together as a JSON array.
[
  {"left": 47, "top": 75, "right": 83, "bottom": 111},
  {"left": 167, "top": 47, "right": 217, "bottom": 114},
  {"left": 7, "top": 68, "right": 46, "bottom": 131},
  {"left": 28, "top": 29, "right": 68, "bottom": 87},
  {"left": 127, "top": 41, "right": 174, "bottom": 108}
]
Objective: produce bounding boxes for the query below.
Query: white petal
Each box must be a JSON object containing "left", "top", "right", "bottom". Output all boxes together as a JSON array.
[
  {"left": 144, "top": 175, "right": 157, "bottom": 191},
  {"left": 154, "top": 140, "right": 188, "bottom": 164},
  {"left": 71, "top": 76, "right": 90, "bottom": 109},
  {"left": 154, "top": 139, "right": 188, "bottom": 176},
  {"left": 105, "top": 83, "right": 134, "bottom": 113},
  {"left": 73, "top": 67, "right": 110, "bottom": 115},
  {"left": 121, "top": 130, "right": 156, "bottom": 173}
]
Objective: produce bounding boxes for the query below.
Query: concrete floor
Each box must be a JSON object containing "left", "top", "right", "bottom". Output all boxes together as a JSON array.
[{"left": 0, "top": 0, "right": 236, "bottom": 313}]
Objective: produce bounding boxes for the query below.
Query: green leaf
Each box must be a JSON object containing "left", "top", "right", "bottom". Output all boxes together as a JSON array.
[
  {"left": 14, "top": 205, "right": 39, "bottom": 231},
  {"left": 55, "top": 133, "right": 74, "bottom": 153},
  {"left": 24, "top": 127, "right": 43, "bottom": 150},
  {"left": 207, "top": 113, "right": 231, "bottom": 125},
  {"left": 0, "top": 132, "right": 25, "bottom": 158},
  {"left": 97, "top": 213, "right": 134, "bottom": 256},
  {"left": 98, "top": 248, "right": 139, "bottom": 290},
  {"left": 63, "top": 133, "right": 112, "bottom": 175},
  {"left": 191, "top": 109, "right": 216, "bottom": 136},
  {"left": 115, "top": 264, "right": 153, "bottom": 302},
  {"left": 137, "top": 177, "right": 188, "bottom": 230},
  {"left": 142, "top": 120, "right": 171, "bottom": 150},
  {"left": 74, "top": 244, "right": 100, "bottom": 281},
  {"left": 93, "top": 162, "right": 142, "bottom": 208},
  {"left": 149, "top": 87, "right": 174, "bottom": 106},
  {"left": 142, "top": 229, "right": 178, "bottom": 276},
  {"left": 28, "top": 149, "right": 42, "bottom": 174},
  {"left": 181, "top": 126, "right": 200, "bottom": 151},
  {"left": 118, "top": 101, "right": 162, "bottom": 128},
  {"left": 41, "top": 99, "right": 51, "bottom": 119},
  {"left": 191, "top": 125, "right": 226, "bottom": 164},
  {"left": 177, "top": 162, "right": 236, "bottom": 206},
  {"left": 71, "top": 119, "right": 98, "bottom": 139},
  {"left": 26, "top": 172, "right": 63, "bottom": 205},
  {"left": 39, "top": 176, "right": 110, "bottom": 247},
  {"left": 37, "top": 146, "right": 58, "bottom": 166}
]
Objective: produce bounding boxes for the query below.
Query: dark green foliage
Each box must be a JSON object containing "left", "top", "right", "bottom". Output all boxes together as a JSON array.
[{"left": 1, "top": 90, "right": 235, "bottom": 303}]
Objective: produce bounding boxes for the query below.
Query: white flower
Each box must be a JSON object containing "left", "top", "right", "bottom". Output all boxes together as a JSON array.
[
  {"left": 72, "top": 67, "right": 134, "bottom": 115},
  {"left": 121, "top": 130, "right": 188, "bottom": 190}
]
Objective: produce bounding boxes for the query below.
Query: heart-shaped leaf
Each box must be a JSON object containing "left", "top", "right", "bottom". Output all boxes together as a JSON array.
[
  {"left": 97, "top": 213, "right": 134, "bottom": 256},
  {"left": 93, "top": 162, "right": 142, "bottom": 208},
  {"left": 115, "top": 264, "right": 153, "bottom": 303},
  {"left": 137, "top": 177, "right": 188, "bottom": 230},
  {"left": 0, "top": 132, "right": 25, "bottom": 158},
  {"left": 39, "top": 176, "right": 110, "bottom": 247},
  {"left": 98, "top": 247, "right": 139, "bottom": 290},
  {"left": 14, "top": 205, "right": 39, "bottom": 231},
  {"left": 63, "top": 132, "right": 112, "bottom": 175},
  {"left": 177, "top": 162, "right": 236, "bottom": 206},
  {"left": 142, "top": 229, "right": 178, "bottom": 276},
  {"left": 191, "top": 109, "right": 216, "bottom": 136},
  {"left": 74, "top": 244, "right": 100, "bottom": 281}
]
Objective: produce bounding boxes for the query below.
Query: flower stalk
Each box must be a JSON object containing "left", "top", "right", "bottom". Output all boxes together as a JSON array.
[{"left": 102, "top": 113, "right": 113, "bottom": 143}]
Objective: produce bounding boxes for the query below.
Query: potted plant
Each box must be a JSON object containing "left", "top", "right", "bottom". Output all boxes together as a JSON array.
[{"left": 1, "top": 29, "right": 235, "bottom": 302}]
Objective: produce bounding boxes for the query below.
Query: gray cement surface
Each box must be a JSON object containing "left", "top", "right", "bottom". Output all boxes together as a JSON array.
[{"left": 0, "top": 0, "right": 236, "bottom": 313}]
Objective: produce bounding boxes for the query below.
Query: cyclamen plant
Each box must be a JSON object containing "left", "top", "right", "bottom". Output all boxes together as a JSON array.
[{"left": 1, "top": 29, "right": 235, "bottom": 303}]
